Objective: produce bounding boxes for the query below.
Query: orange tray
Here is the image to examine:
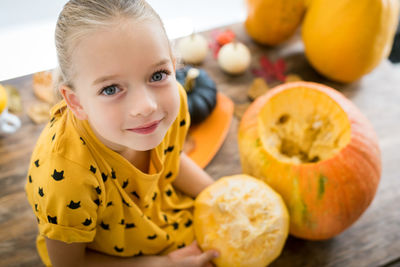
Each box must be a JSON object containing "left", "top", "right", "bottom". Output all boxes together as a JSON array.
[{"left": 187, "top": 92, "right": 234, "bottom": 168}]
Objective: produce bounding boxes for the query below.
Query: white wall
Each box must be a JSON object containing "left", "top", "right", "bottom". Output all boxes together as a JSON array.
[{"left": 0, "top": 0, "right": 246, "bottom": 81}]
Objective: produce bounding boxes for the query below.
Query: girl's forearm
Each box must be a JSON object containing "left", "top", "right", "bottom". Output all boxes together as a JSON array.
[{"left": 173, "top": 153, "right": 215, "bottom": 198}]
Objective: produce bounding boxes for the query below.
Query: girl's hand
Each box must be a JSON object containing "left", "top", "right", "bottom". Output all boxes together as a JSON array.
[{"left": 167, "top": 241, "right": 219, "bottom": 267}]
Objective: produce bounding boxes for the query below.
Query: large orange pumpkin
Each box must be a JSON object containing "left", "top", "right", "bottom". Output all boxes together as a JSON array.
[
  {"left": 302, "top": 0, "right": 400, "bottom": 83},
  {"left": 245, "top": 0, "right": 307, "bottom": 46},
  {"left": 238, "top": 82, "right": 381, "bottom": 240}
]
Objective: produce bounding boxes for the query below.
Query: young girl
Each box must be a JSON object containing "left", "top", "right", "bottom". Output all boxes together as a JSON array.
[{"left": 25, "top": 0, "right": 219, "bottom": 266}]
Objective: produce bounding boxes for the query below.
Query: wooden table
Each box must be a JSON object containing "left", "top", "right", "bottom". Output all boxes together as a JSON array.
[{"left": 1, "top": 23, "right": 400, "bottom": 267}]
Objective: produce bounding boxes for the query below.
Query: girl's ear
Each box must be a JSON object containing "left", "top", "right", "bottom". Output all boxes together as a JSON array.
[{"left": 60, "top": 85, "right": 88, "bottom": 120}]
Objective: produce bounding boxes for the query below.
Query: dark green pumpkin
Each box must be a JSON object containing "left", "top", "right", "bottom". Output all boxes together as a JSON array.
[{"left": 176, "top": 66, "right": 217, "bottom": 125}]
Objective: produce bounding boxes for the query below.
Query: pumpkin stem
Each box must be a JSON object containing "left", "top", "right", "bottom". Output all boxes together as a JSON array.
[
  {"left": 184, "top": 68, "right": 200, "bottom": 92},
  {"left": 233, "top": 40, "right": 238, "bottom": 49}
]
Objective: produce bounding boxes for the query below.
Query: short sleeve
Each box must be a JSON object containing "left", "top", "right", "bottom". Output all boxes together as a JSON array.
[
  {"left": 25, "top": 153, "right": 101, "bottom": 244},
  {"left": 177, "top": 83, "right": 191, "bottom": 148}
]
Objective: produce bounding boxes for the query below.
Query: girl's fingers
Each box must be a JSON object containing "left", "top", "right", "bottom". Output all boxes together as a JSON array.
[
  {"left": 183, "top": 241, "right": 202, "bottom": 255},
  {"left": 168, "top": 240, "right": 202, "bottom": 260},
  {"left": 196, "top": 250, "right": 219, "bottom": 266},
  {"left": 187, "top": 240, "right": 200, "bottom": 251}
]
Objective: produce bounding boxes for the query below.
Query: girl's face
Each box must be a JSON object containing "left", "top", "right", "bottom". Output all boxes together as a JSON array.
[{"left": 65, "top": 19, "right": 179, "bottom": 152}]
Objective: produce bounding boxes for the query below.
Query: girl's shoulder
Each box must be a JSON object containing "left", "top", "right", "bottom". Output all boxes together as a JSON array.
[
  {"left": 29, "top": 101, "right": 99, "bottom": 183},
  {"left": 26, "top": 104, "right": 103, "bottom": 221}
]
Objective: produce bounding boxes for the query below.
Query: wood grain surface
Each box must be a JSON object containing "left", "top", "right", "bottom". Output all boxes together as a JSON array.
[{"left": 1, "top": 23, "right": 399, "bottom": 267}]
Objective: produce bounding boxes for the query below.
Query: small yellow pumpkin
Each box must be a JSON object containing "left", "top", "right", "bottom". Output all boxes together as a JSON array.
[
  {"left": 245, "top": 0, "right": 307, "bottom": 46},
  {"left": 0, "top": 84, "right": 8, "bottom": 114},
  {"left": 302, "top": 0, "right": 400, "bottom": 83}
]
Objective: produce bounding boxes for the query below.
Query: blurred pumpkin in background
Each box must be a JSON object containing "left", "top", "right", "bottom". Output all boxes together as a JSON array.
[
  {"left": 302, "top": 0, "right": 400, "bottom": 83},
  {"left": 245, "top": 0, "right": 307, "bottom": 45},
  {"left": 218, "top": 42, "right": 251, "bottom": 75},
  {"left": 177, "top": 33, "right": 209, "bottom": 64},
  {"left": 238, "top": 82, "right": 381, "bottom": 240},
  {"left": 0, "top": 84, "right": 8, "bottom": 114},
  {"left": 176, "top": 67, "right": 217, "bottom": 125}
]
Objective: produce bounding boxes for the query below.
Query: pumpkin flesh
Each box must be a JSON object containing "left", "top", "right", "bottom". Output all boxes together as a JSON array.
[
  {"left": 238, "top": 82, "right": 381, "bottom": 239},
  {"left": 194, "top": 175, "right": 289, "bottom": 267},
  {"left": 258, "top": 86, "right": 351, "bottom": 164}
]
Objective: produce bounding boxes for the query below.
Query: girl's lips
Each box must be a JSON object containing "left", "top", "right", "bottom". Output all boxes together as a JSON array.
[{"left": 128, "top": 120, "right": 162, "bottom": 134}]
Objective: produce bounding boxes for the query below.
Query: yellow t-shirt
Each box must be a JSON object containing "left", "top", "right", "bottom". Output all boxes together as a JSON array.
[{"left": 25, "top": 84, "right": 194, "bottom": 266}]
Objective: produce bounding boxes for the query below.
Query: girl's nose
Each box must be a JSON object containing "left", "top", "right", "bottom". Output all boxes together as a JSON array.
[{"left": 129, "top": 86, "right": 157, "bottom": 117}]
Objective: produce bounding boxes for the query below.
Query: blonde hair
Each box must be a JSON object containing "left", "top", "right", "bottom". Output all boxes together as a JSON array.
[{"left": 54, "top": 0, "right": 166, "bottom": 99}]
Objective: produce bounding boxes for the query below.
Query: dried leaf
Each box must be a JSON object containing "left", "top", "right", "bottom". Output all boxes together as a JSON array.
[
  {"left": 209, "top": 40, "right": 221, "bottom": 59},
  {"left": 234, "top": 103, "right": 251, "bottom": 120},
  {"left": 33, "top": 71, "right": 55, "bottom": 104},
  {"left": 253, "top": 56, "right": 288, "bottom": 83},
  {"left": 274, "top": 59, "right": 287, "bottom": 82},
  {"left": 260, "top": 56, "right": 276, "bottom": 78},
  {"left": 27, "top": 102, "right": 52, "bottom": 124},
  {"left": 285, "top": 74, "right": 303, "bottom": 83},
  {"left": 247, "top": 78, "right": 269, "bottom": 101},
  {"left": 3, "top": 85, "right": 22, "bottom": 113},
  {"left": 216, "top": 29, "right": 235, "bottom": 46}
]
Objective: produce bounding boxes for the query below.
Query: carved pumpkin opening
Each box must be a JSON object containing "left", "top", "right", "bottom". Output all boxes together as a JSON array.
[{"left": 257, "top": 86, "right": 351, "bottom": 164}]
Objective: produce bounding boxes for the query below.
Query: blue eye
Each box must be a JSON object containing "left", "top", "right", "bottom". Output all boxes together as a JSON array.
[
  {"left": 101, "top": 85, "right": 120, "bottom": 96},
  {"left": 151, "top": 70, "right": 170, "bottom": 82}
]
